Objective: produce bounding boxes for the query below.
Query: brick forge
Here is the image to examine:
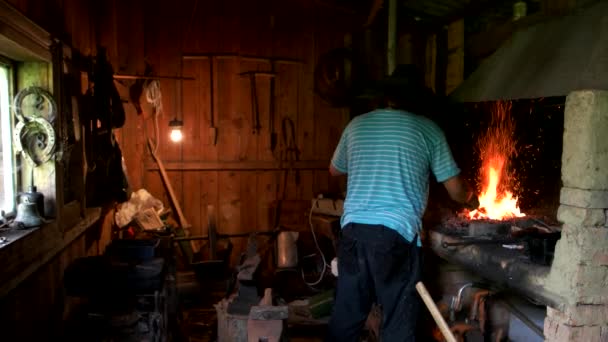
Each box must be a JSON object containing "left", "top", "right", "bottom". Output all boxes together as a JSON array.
[{"left": 544, "top": 90, "right": 608, "bottom": 341}]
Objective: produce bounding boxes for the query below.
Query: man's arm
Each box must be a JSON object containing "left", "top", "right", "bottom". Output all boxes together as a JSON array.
[
  {"left": 329, "top": 124, "right": 349, "bottom": 176},
  {"left": 329, "top": 164, "right": 346, "bottom": 176},
  {"left": 425, "top": 122, "right": 479, "bottom": 210},
  {"left": 442, "top": 175, "right": 479, "bottom": 210}
]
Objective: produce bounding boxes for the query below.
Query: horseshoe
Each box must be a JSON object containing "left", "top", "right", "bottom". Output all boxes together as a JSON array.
[
  {"left": 13, "top": 117, "right": 56, "bottom": 166},
  {"left": 13, "top": 87, "right": 57, "bottom": 123}
]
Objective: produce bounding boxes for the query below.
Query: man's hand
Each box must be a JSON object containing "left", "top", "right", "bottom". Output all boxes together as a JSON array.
[
  {"left": 464, "top": 191, "right": 480, "bottom": 210},
  {"left": 442, "top": 175, "right": 479, "bottom": 210}
]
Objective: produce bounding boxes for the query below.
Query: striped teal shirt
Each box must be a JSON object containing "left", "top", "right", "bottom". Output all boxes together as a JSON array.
[{"left": 331, "top": 109, "right": 460, "bottom": 245}]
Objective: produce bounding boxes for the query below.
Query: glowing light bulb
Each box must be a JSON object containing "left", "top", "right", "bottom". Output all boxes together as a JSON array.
[
  {"left": 170, "top": 128, "right": 182, "bottom": 142},
  {"left": 168, "top": 118, "right": 183, "bottom": 143}
]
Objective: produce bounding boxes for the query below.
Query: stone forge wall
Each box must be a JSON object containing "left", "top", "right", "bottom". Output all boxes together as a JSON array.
[{"left": 544, "top": 90, "right": 608, "bottom": 341}]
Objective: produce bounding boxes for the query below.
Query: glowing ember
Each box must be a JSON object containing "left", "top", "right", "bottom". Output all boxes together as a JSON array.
[{"left": 468, "top": 101, "right": 525, "bottom": 220}]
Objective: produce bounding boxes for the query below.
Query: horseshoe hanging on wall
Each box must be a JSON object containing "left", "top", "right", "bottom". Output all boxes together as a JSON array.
[
  {"left": 13, "top": 116, "right": 57, "bottom": 166},
  {"left": 13, "top": 86, "right": 57, "bottom": 123}
]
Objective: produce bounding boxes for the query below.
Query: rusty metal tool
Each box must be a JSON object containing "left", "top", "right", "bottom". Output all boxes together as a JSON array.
[
  {"left": 269, "top": 61, "right": 277, "bottom": 152},
  {"left": 249, "top": 73, "right": 261, "bottom": 134},
  {"left": 209, "top": 57, "right": 218, "bottom": 145},
  {"left": 442, "top": 237, "right": 517, "bottom": 248},
  {"left": 240, "top": 71, "right": 276, "bottom": 135}
]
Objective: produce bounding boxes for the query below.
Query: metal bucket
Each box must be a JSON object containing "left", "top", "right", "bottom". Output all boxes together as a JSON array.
[{"left": 276, "top": 231, "right": 299, "bottom": 268}]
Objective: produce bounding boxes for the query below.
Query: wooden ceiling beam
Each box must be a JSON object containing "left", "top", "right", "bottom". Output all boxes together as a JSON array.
[
  {"left": 402, "top": 0, "right": 513, "bottom": 30},
  {"left": 400, "top": 15, "right": 443, "bottom": 33},
  {"left": 438, "top": 0, "right": 513, "bottom": 25}
]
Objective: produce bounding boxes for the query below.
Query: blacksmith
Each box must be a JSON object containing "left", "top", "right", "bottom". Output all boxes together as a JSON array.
[{"left": 327, "top": 64, "right": 479, "bottom": 341}]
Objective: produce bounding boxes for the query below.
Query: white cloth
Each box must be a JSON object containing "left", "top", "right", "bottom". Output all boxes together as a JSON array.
[
  {"left": 114, "top": 189, "right": 164, "bottom": 228},
  {"left": 331, "top": 257, "right": 339, "bottom": 277}
]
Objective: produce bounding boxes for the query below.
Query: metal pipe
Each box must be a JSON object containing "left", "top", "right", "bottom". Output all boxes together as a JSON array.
[
  {"left": 442, "top": 238, "right": 518, "bottom": 248},
  {"left": 387, "top": 0, "right": 398, "bottom": 75},
  {"left": 113, "top": 74, "right": 195, "bottom": 81},
  {"left": 173, "top": 231, "right": 275, "bottom": 241},
  {"left": 182, "top": 53, "right": 302, "bottom": 65},
  {"left": 453, "top": 282, "right": 474, "bottom": 311},
  {"left": 430, "top": 230, "right": 565, "bottom": 310}
]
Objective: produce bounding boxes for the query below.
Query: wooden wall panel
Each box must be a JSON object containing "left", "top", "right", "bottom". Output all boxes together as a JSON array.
[
  {"left": 217, "top": 58, "right": 242, "bottom": 161},
  {"left": 99, "top": 0, "right": 350, "bottom": 263},
  {"left": 182, "top": 60, "right": 204, "bottom": 161}
]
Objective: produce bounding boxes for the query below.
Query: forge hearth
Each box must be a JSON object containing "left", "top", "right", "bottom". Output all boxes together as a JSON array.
[
  {"left": 431, "top": 90, "right": 608, "bottom": 341},
  {"left": 466, "top": 220, "right": 511, "bottom": 237},
  {"left": 437, "top": 214, "right": 558, "bottom": 236}
]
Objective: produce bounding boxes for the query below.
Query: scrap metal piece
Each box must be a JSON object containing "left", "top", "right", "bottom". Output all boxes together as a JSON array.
[
  {"left": 249, "top": 306, "right": 289, "bottom": 321},
  {"left": 237, "top": 254, "right": 262, "bottom": 281}
]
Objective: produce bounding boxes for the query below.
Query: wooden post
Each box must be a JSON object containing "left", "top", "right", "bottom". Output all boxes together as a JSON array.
[
  {"left": 208, "top": 204, "right": 217, "bottom": 260},
  {"left": 425, "top": 34, "right": 437, "bottom": 92},
  {"left": 446, "top": 20, "right": 464, "bottom": 94},
  {"left": 435, "top": 27, "right": 448, "bottom": 97},
  {"left": 387, "top": 0, "right": 398, "bottom": 75}
]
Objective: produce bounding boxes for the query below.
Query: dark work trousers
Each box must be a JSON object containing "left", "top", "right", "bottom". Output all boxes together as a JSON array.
[{"left": 327, "top": 223, "right": 422, "bottom": 342}]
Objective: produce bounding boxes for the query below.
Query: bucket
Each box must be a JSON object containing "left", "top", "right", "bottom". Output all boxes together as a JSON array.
[
  {"left": 106, "top": 238, "right": 160, "bottom": 261},
  {"left": 277, "top": 231, "right": 299, "bottom": 268}
]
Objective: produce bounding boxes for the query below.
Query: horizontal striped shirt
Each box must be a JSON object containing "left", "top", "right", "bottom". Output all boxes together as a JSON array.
[{"left": 331, "top": 109, "right": 460, "bottom": 245}]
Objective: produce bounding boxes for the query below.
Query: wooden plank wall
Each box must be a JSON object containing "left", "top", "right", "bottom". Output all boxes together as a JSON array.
[
  {"left": 0, "top": 0, "right": 111, "bottom": 339},
  {"left": 100, "top": 0, "right": 350, "bottom": 262}
]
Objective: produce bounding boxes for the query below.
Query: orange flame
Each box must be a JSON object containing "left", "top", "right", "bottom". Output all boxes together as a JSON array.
[{"left": 468, "top": 101, "right": 525, "bottom": 220}]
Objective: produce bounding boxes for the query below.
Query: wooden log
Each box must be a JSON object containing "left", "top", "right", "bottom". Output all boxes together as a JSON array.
[
  {"left": 147, "top": 139, "right": 191, "bottom": 229},
  {"left": 208, "top": 204, "right": 217, "bottom": 259}
]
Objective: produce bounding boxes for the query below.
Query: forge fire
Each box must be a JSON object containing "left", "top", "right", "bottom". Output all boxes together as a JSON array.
[{"left": 466, "top": 101, "right": 525, "bottom": 221}]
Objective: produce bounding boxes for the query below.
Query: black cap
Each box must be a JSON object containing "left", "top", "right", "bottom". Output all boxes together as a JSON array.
[{"left": 356, "top": 64, "right": 436, "bottom": 101}]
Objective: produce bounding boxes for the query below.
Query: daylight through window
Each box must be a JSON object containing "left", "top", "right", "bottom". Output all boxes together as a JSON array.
[{"left": 0, "top": 65, "right": 15, "bottom": 213}]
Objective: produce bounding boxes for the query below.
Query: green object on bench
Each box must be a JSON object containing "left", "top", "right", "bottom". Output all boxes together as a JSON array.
[{"left": 308, "top": 289, "right": 335, "bottom": 319}]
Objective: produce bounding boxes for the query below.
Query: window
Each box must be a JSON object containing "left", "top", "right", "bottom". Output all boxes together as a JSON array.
[{"left": 0, "top": 63, "right": 15, "bottom": 214}]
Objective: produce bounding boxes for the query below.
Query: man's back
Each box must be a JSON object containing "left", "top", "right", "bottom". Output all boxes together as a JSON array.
[{"left": 331, "top": 108, "right": 460, "bottom": 244}]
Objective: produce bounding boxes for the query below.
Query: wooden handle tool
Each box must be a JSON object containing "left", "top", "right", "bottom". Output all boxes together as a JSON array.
[{"left": 415, "top": 281, "right": 457, "bottom": 342}]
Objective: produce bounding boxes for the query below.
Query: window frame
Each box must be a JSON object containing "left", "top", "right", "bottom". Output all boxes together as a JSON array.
[
  {"left": 0, "top": 0, "right": 85, "bottom": 236},
  {"left": 0, "top": 58, "right": 16, "bottom": 214}
]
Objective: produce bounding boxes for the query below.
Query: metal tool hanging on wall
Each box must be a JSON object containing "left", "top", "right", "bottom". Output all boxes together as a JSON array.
[
  {"left": 240, "top": 71, "right": 276, "bottom": 135},
  {"left": 269, "top": 62, "right": 278, "bottom": 152},
  {"left": 12, "top": 86, "right": 58, "bottom": 166},
  {"left": 208, "top": 57, "right": 218, "bottom": 145}
]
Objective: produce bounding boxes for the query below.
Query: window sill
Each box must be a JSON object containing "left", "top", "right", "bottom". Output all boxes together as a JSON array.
[
  {"left": 0, "top": 207, "right": 102, "bottom": 298},
  {"left": 0, "top": 225, "right": 39, "bottom": 250}
]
